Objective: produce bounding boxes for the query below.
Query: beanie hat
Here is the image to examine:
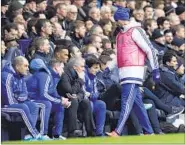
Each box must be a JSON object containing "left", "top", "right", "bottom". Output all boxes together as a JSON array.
[
  {"left": 9, "top": 1, "right": 23, "bottom": 12},
  {"left": 176, "top": 58, "right": 183, "bottom": 70},
  {"left": 171, "top": 37, "right": 185, "bottom": 47},
  {"left": 176, "top": 6, "right": 185, "bottom": 15},
  {"left": 26, "top": 0, "right": 35, "bottom": 4},
  {"left": 2, "top": 0, "right": 11, "bottom": 6},
  {"left": 114, "top": 8, "right": 130, "bottom": 21},
  {"left": 152, "top": 29, "right": 164, "bottom": 40},
  {"left": 36, "top": 0, "right": 46, "bottom": 4},
  {"left": 164, "top": 6, "right": 175, "bottom": 15}
]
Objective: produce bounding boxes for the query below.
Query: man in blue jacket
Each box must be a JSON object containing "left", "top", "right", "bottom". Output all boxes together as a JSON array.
[
  {"left": 154, "top": 51, "right": 185, "bottom": 107},
  {"left": 1, "top": 56, "right": 41, "bottom": 141},
  {"left": 84, "top": 55, "right": 106, "bottom": 136},
  {"left": 27, "top": 58, "right": 71, "bottom": 140}
]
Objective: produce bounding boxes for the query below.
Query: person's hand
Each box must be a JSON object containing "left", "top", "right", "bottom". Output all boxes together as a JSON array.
[
  {"left": 152, "top": 69, "right": 160, "bottom": 83},
  {"left": 61, "top": 97, "right": 71, "bottom": 108},
  {"left": 76, "top": 71, "right": 85, "bottom": 80},
  {"left": 66, "top": 93, "right": 78, "bottom": 99},
  {"left": 85, "top": 91, "right": 91, "bottom": 98}
]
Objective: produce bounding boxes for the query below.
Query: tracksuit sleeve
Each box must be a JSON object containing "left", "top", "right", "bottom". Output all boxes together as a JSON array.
[
  {"left": 38, "top": 73, "right": 61, "bottom": 104},
  {"left": 132, "top": 27, "right": 159, "bottom": 70}
]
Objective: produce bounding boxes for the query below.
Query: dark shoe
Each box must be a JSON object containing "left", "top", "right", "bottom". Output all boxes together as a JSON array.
[
  {"left": 167, "top": 106, "right": 184, "bottom": 119},
  {"left": 68, "top": 130, "right": 82, "bottom": 138}
]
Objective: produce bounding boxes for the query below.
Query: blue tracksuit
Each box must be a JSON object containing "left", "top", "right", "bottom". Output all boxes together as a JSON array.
[
  {"left": 85, "top": 70, "right": 106, "bottom": 136},
  {"left": 1, "top": 64, "right": 39, "bottom": 138},
  {"left": 27, "top": 60, "right": 64, "bottom": 136}
]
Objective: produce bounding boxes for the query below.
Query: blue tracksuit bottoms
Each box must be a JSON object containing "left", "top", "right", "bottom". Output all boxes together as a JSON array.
[
  {"left": 91, "top": 100, "right": 106, "bottom": 135},
  {"left": 115, "top": 84, "right": 154, "bottom": 135},
  {"left": 33, "top": 100, "right": 52, "bottom": 135},
  {"left": 51, "top": 103, "right": 65, "bottom": 136},
  {"left": 1, "top": 101, "right": 39, "bottom": 138}
]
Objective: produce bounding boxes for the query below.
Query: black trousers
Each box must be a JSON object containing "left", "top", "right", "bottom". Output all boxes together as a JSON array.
[
  {"left": 65, "top": 98, "right": 95, "bottom": 135},
  {"left": 100, "top": 83, "right": 122, "bottom": 111}
]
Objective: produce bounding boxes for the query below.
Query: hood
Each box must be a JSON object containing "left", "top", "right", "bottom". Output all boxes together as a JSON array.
[
  {"left": 2, "top": 62, "right": 16, "bottom": 75},
  {"left": 30, "top": 58, "right": 50, "bottom": 74},
  {"left": 121, "top": 21, "right": 141, "bottom": 33}
]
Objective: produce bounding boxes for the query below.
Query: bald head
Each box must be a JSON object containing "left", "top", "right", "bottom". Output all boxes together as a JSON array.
[{"left": 13, "top": 56, "right": 29, "bottom": 76}]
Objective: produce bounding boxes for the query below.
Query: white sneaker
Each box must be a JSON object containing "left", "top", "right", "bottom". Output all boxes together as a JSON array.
[
  {"left": 53, "top": 135, "right": 66, "bottom": 140},
  {"left": 41, "top": 135, "right": 53, "bottom": 140}
]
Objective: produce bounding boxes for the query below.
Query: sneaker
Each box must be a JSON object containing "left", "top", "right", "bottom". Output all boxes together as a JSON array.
[
  {"left": 106, "top": 131, "right": 119, "bottom": 137},
  {"left": 53, "top": 135, "right": 66, "bottom": 140},
  {"left": 167, "top": 106, "right": 184, "bottom": 119},
  {"left": 144, "top": 103, "right": 153, "bottom": 110},
  {"left": 24, "top": 134, "right": 37, "bottom": 141},
  {"left": 40, "top": 135, "right": 53, "bottom": 141}
]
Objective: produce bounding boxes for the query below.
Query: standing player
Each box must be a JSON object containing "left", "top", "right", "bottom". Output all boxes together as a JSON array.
[{"left": 106, "top": 7, "right": 160, "bottom": 137}]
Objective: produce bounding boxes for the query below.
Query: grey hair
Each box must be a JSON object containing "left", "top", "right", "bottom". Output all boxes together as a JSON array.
[
  {"left": 12, "top": 56, "right": 28, "bottom": 67},
  {"left": 67, "top": 56, "right": 84, "bottom": 68}
]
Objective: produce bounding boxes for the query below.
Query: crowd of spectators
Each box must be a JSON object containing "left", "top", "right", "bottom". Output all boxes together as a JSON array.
[{"left": 1, "top": 0, "right": 185, "bottom": 141}]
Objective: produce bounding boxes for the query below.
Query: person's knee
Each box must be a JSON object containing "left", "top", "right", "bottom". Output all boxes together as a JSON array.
[
  {"left": 44, "top": 101, "right": 52, "bottom": 109},
  {"left": 80, "top": 99, "right": 91, "bottom": 109},
  {"left": 96, "top": 100, "right": 106, "bottom": 110}
]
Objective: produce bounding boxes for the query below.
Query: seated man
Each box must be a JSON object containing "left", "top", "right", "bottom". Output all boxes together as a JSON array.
[
  {"left": 27, "top": 58, "right": 71, "bottom": 140},
  {"left": 57, "top": 56, "right": 95, "bottom": 137},
  {"left": 154, "top": 51, "right": 185, "bottom": 107},
  {"left": 84, "top": 55, "right": 106, "bottom": 136},
  {"left": 1, "top": 56, "right": 41, "bottom": 141}
]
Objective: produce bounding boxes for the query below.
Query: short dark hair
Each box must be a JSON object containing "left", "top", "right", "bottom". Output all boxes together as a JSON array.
[
  {"left": 35, "top": 19, "right": 49, "bottom": 34},
  {"left": 101, "top": 49, "right": 115, "bottom": 56},
  {"left": 85, "top": 54, "right": 100, "bottom": 68},
  {"left": 49, "top": 58, "right": 61, "bottom": 67},
  {"left": 157, "top": 17, "right": 169, "bottom": 27},
  {"left": 54, "top": 45, "right": 68, "bottom": 54},
  {"left": 163, "top": 51, "right": 177, "bottom": 65},
  {"left": 99, "top": 55, "right": 112, "bottom": 65},
  {"left": 3, "top": 23, "right": 17, "bottom": 32}
]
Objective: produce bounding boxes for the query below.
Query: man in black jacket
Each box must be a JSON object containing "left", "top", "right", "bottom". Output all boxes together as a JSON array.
[
  {"left": 57, "top": 56, "right": 95, "bottom": 137},
  {"left": 154, "top": 51, "right": 185, "bottom": 107}
]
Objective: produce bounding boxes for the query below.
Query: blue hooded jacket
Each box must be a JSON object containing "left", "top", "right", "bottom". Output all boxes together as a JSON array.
[
  {"left": 26, "top": 59, "right": 62, "bottom": 104},
  {"left": 1, "top": 63, "right": 28, "bottom": 106},
  {"left": 84, "top": 69, "right": 99, "bottom": 101}
]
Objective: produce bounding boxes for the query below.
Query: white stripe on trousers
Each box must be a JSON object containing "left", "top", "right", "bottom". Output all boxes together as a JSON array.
[
  {"left": 116, "top": 84, "right": 135, "bottom": 134},
  {"left": 1, "top": 108, "right": 38, "bottom": 138},
  {"left": 34, "top": 102, "right": 46, "bottom": 135}
]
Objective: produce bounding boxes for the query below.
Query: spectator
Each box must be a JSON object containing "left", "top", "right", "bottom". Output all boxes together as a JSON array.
[
  {"left": 36, "top": 0, "right": 47, "bottom": 12},
  {"left": 157, "top": 17, "right": 170, "bottom": 31},
  {"left": 73, "top": 0, "right": 87, "bottom": 21},
  {"left": 55, "top": 3, "right": 67, "bottom": 25},
  {"left": 164, "top": 29, "right": 174, "bottom": 45},
  {"left": 1, "top": 0, "right": 11, "bottom": 27},
  {"left": 175, "top": 6, "right": 185, "bottom": 25},
  {"left": 62, "top": 5, "right": 78, "bottom": 32},
  {"left": 144, "top": 5, "right": 154, "bottom": 19},
  {"left": 151, "top": 29, "right": 168, "bottom": 65},
  {"left": 144, "top": 18, "right": 158, "bottom": 38},
  {"left": 174, "top": 24, "right": 185, "bottom": 40},
  {"left": 23, "top": 0, "right": 36, "bottom": 19},
  {"left": 57, "top": 56, "right": 96, "bottom": 137},
  {"left": 154, "top": 52, "right": 185, "bottom": 107},
  {"left": 88, "top": 7, "right": 101, "bottom": 24},
  {"left": 70, "top": 20, "right": 86, "bottom": 49},
  {"left": 132, "top": 9, "right": 145, "bottom": 24},
  {"left": 84, "top": 55, "right": 106, "bottom": 136}
]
